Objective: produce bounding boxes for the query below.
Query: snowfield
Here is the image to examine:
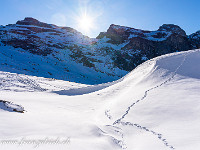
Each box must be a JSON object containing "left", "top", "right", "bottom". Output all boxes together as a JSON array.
[{"left": 0, "top": 49, "right": 200, "bottom": 150}]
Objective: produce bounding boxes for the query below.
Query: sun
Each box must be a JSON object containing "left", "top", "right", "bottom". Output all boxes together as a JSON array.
[
  {"left": 77, "top": 14, "right": 94, "bottom": 33},
  {"left": 79, "top": 16, "right": 93, "bottom": 31}
]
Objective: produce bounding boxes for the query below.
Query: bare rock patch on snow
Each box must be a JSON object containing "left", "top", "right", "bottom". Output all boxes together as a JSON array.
[{"left": 0, "top": 100, "right": 25, "bottom": 113}]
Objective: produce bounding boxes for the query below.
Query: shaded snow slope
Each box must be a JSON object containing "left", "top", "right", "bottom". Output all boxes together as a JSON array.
[
  {"left": 0, "top": 49, "right": 200, "bottom": 150},
  {"left": 0, "top": 42, "right": 125, "bottom": 84}
]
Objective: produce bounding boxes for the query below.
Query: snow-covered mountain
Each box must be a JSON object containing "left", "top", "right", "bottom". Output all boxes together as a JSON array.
[
  {"left": 0, "top": 49, "right": 200, "bottom": 150},
  {"left": 0, "top": 17, "right": 127, "bottom": 84},
  {"left": 0, "top": 17, "right": 199, "bottom": 84}
]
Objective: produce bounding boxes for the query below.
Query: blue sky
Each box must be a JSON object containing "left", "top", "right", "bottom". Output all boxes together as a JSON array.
[{"left": 0, "top": 0, "right": 200, "bottom": 37}]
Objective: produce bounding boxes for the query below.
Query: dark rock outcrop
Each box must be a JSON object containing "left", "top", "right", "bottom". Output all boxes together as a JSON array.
[
  {"left": 189, "top": 30, "right": 200, "bottom": 48},
  {"left": 158, "top": 24, "right": 187, "bottom": 37},
  {"left": 16, "top": 17, "right": 55, "bottom": 28},
  {"left": 97, "top": 24, "right": 195, "bottom": 71}
]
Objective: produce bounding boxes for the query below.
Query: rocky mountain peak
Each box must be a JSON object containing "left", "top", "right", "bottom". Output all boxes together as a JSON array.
[
  {"left": 96, "top": 24, "right": 130, "bottom": 43},
  {"left": 189, "top": 30, "right": 200, "bottom": 48},
  {"left": 107, "top": 24, "right": 129, "bottom": 35},
  {"left": 190, "top": 30, "right": 200, "bottom": 37},
  {"left": 158, "top": 24, "right": 186, "bottom": 37},
  {"left": 16, "top": 17, "right": 54, "bottom": 28}
]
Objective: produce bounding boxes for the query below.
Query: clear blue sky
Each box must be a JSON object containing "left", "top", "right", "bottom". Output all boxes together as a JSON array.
[{"left": 0, "top": 0, "right": 200, "bottom": 37}]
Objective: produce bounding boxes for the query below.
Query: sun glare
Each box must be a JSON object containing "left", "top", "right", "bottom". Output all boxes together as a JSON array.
[{"left": 78, "top": 14, "right": 94, "bottom": 33}]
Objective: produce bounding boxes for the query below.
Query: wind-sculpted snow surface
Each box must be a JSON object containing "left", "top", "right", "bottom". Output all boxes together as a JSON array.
[
  {"left": 98, "top": 49, "right": 200, "bottom": 150},
  {"left": 0, "top": 49, "right": 200, "bottom": 150},
  {"left": 113, "top": 50, "right": 187, "bottom": 125}
]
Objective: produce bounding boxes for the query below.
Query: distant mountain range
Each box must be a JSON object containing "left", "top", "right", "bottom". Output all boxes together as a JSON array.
[{"left": 0, "top": 17, "right": 199, "bottom": 84}]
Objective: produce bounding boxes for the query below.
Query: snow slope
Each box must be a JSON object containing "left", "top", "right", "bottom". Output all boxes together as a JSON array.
[
  {"left": 0, "top": 41, "right": 125, "bottom": 84},
  {"left": 2, "top": 18, "right": 197, "bottom": 85},
  {"left": 0, "top": 49, "right": 200, "bottom": 150},
  {"left": 0, "top": 18, "right": 128, "bottom": 84}
]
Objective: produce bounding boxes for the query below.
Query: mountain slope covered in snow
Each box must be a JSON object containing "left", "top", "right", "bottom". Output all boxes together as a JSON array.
[
  {"left": 1, "top": 17, "right": 200, "bottom": 84},
  {"left": 0, "top": 49, "right": 200, "bottom": 150}
]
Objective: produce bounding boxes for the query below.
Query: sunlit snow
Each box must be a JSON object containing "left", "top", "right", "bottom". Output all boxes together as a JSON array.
[{"left": 0, "top": 49, "right": 200, "bottom": 150}]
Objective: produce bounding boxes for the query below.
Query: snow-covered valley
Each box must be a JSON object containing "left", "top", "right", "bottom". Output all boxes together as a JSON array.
[{"left": 0, "top": 49, "right": 200, "bottom": 150}]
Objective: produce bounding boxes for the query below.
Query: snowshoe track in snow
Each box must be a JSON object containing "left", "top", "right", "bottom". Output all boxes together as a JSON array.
[
  {"left": 113, "top": 53, "right": 187, "bottom": 125},
  {"left": 103, "top": 52, "right": 189, "bottom": 149},
  {"left": 120, "top": 121, "right": 175, "bottom": 149}
]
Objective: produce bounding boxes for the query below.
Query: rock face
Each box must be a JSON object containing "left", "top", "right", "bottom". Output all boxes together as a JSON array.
[
  {"left": 188, "top": 30, "right": 200, "bottom": 48},
  {"left": 158, "top": 24, "right": 187, "bottom": 36},
  {"left": 0, "top": 18, "right": 90, "bottom": 56},
  {"left": 97, "top": 24, "right": 195, "bottom": 71},
  {"left": 0, "top": 18, "right": 199, "bottom": 84},
  {"left": 16, "top": 17, "right": 55, "bottom": 28}
]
